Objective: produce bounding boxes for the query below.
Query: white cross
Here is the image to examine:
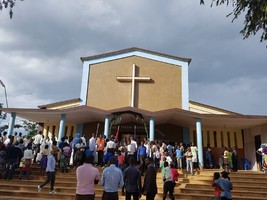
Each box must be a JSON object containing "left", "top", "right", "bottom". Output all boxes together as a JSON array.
[{"left": 117, "top": 64, "right": 151, "bottom": 107}]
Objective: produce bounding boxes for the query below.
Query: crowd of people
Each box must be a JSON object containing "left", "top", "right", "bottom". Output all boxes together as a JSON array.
[{"left": 0, "top": 130, "right": 239, "bottom": 200}]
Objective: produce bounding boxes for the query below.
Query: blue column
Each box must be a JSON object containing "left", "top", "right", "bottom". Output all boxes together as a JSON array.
[
  {"left": 196, "top": 118, "right": 204, "bottom": 169},
  {"left": 104, "top": 115, "right": 110, "bottom": 138},
  {"left": 7, "top": 112, "right": 16, "bottom": 135},
  {"left": 149, "top": 117, "right": 155, "bottom": 141},
  {"left": 58, "top": 114, "right": 66, "bottom": 142}
]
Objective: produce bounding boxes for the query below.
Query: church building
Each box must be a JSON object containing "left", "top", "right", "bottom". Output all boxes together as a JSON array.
[{"left": 2, "top": 47, "right": 267, "bottom": 171}]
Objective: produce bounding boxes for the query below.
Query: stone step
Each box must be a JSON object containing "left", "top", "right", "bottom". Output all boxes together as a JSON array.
[
  {"left": 186, "top": 183, "right": 267, "bottom": 192},
  {"left": 2, "top": 166, "right": 266, "bottom": 200},
  {"left": 180, "top": 188, "right": 267, "bottom": 198}
]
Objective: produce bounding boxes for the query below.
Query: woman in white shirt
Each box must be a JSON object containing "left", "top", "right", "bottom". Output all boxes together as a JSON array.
[{"left": 19, "top": 144, "right": 33, "bottom": 180}]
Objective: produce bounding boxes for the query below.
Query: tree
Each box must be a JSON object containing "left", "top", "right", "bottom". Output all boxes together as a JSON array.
[
  {"left": 0, "top": 0, "right": 23, "bottom": 18},
  {"left": 0, "top": 124, "right": 8, "bottom": 134},
  {"left": 201, "top": 0, "right": 267, "bottom": 43},
  {"left": 22, "top": 120, "right": 38, "bottom": 138},
  {"left": 1, "top": 0, "right": 266, "bottom": 44}
]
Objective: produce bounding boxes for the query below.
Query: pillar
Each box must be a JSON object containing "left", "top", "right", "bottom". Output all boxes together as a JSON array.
[
  {"left": 58, "top": 114, "right": 66, "bottom": 142},
  {"left": 196, "top": 118, "right": 204, "bottom": 169},
  {"left": 149, "top": 117, "right": 155, "bottom": 141},
  {"left": 104, "top": 115, "right": 110, "bottom": 138},
  {"left": 7, "top": 112, "right": 16, "bottom": 135}
]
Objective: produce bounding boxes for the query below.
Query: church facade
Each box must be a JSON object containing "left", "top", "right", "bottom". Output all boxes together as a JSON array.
[{"left": 3, "top": 47, "right": 267, "bottom": 171}]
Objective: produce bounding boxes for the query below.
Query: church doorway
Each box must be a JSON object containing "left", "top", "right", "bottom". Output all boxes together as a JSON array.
[{"left": 111, "top": 124, "right": 148, "bottom": 144}]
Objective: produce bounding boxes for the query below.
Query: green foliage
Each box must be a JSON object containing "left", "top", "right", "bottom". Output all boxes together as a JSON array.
[
  {"left": 0, "top": 0, "right": 23, "bottom": 18},
  {"left": 201, "top": 0, "right": 267, "bottom": 43},
  {"left": 0, "top": 125, "right": 8, "bottom": 133},
  {"left": 22, "top": 120, "right": 38, "bottom": 138}
]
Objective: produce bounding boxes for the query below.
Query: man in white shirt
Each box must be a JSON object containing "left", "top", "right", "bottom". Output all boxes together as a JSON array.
[
  {"left": 106, "top": 136, "right": 116, "bottom": 153},
  {"left": 32, "top": 131, "right": 43, "bottom": 163},
  {"left": 89, "top": 134, "right": 96, "bottom": 163},
  {"left": 128, "top": 136, "right": 137, "bottom": 156}
]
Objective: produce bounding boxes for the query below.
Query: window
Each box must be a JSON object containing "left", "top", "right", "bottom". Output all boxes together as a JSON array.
[
  {"left": 46, "top": 126, "right": 50, "bottom": 135},
  {"left": 227, "top": 132, "right": 231, "bottom": 147},
  {"left": 64, "top": 126, "right": 68, "bottom": 136},
  {"left": 234, "top": 132, "right": 238, "bottom": 148},
  {"left": 52, "top": 126, "right": 56, "bottom": 135},
  {"left": 213, "top": 131, "right": 217, "bottom": 147},
  {"left": 221, "top": 131, "right": 224, "bottom": 147},
  {"left": 207, "top": 131, "right": 210, "bottom": 147},
  {"left": 71, "top": 126, "right": 74, "bottom": 136}
]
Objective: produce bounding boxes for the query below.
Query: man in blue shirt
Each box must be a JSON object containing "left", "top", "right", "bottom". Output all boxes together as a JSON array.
[
  {"left": 137, "top": 141, "right": 147, "bottom": 176},
  {"left": 101, "top": 157, "right": 124, "bottom": 200},
  {"left": 37, "top": 153, "right": 56, "bottom": 194},
  {"left": 175, "top": 147, "right": 183, "bottom": 169}
]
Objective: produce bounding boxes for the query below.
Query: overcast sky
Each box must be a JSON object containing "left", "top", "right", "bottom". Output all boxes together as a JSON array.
[{"left": 0, "top": 0, "right": 266, "bottom": 119}]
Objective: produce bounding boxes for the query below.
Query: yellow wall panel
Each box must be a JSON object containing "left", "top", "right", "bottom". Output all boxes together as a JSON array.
[
  {"left": 236, "top": 131, "right": 243, "bottom": 148},
  {"left": 209, "top": 131, "right": 214, "bottom": 148}
]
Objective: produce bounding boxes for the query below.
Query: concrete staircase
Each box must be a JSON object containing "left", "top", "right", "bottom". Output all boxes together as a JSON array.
[{"left": 0, "top": 165, "right": 267, "bottom": 200}]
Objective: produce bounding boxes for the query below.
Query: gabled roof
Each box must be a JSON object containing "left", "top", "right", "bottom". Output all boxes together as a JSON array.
[
  {"left": 2, "top": 105, "right": 267, "bottom": 129},
  {"left": 80, "top": 47, "right": 192, "bottom": 64},
  {"left": 189, "top": 100, "right": 241, "bottom": 115},
  {"left": 38, "top": 98, "right": 81, "bottom": 109}
]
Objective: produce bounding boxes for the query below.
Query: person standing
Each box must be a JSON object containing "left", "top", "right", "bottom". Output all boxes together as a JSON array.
[
  {"left": 97, "top": 134, "right": 105, "bottom": 166},
  {"left": 33, "top": 131, "right": 43, "bottom": 163},
  {"left": 175, "top": 146, "right": 183, "bottom": 169},
  {"left": 215, "top": 172, "right": 233, "bottom": 200},
  {"left": 142, "top": 157, "right": 157, "bottom": 200},
  {"left": 76, "top": 154, "right": 99, "bottom": 200},
  {"left": 37, "top": 153, "right": 57, "bottom": 194},
  {"left": 123, "top": 157, "right": 142, "bottom": 200},
  {"left": 162, "top": 162, "right": 174, "bottom": 200},
  {"left": 190, "top": 143, "right": 198, "bottom": 170},
  {"left": 212, "top": 172, "right": 222, "bottom": 200},
  {"left": 137, "top": 141, "right": 146, "bottom": 176},
  {"left": 101, "top": 157, "right": 124, "bottom": 200},
  {"left": 232, "top": 147, "right": 238, "bottom": 172},
  {"left": 19, "top": 144, "right": 33, "bottom": 180},
  {"left": 89, "top": 134, "right": 96, "bottom": 163},
  {"left": 184, "top": 147, "right": 193, "bottom": 175}
]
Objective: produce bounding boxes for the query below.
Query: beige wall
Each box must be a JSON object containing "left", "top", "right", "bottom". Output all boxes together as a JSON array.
[
  {"left": 244, "top": 123, "right": 267, "bottom": 171},
  {"left": 43, "top": 123, "right": 77, "bottom": 139},
  {"left": 190, "top": 127, "right": 243, "bottom": 148},
  {"left": 87, "top": 56, "right": 182, "bottom": 111}
]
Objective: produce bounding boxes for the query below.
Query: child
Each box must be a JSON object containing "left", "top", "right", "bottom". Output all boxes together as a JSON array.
[
  {"left": 170, "top": 162, "right": 179, "bottom": 187},
  {"left": 160, "top": 156, "right": 167, "bottom": 180},
  {"left": 212, "top": 172, "right": 222, "bottom": 200},
  {"left": 117, "top": 150, "right": 125, "bottom": 172},
  {"left": 60, "top": 154, "right": 68, "bottom": 173}
]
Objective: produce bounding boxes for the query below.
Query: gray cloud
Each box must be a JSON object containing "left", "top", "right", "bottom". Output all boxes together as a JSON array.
[{"left": 0, "top": 0, "right": 266, "bottom": 116}]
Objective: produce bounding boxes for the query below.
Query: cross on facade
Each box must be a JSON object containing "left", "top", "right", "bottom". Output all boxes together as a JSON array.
[{"left": 117, "top": 64, "right": 151, "bottom": 107}]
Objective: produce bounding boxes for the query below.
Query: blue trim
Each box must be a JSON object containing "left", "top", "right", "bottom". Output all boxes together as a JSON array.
[{"left": 80, "top": 51, "right": 189, "bottom": 109}]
